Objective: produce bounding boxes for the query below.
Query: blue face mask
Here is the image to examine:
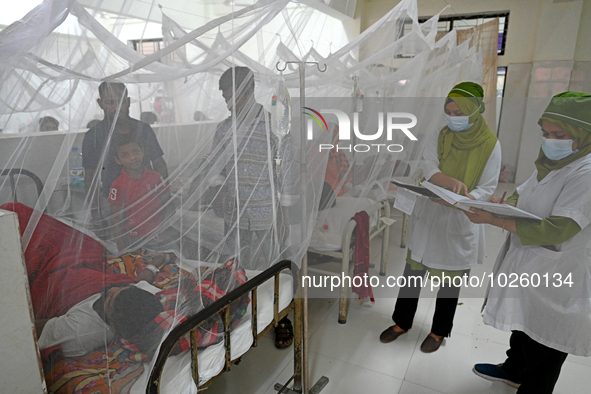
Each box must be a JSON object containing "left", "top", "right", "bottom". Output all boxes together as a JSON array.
[
  {"left": 445, "top": 114, "right": 473, "bottom": 132},
  {"left": 541, "top": 138, "right": 578, "bottom": 161},
  {"left": 542, "top": 138, "right": 579, "bottom": 160},
  {"left": 445, "top": 105, "right": 480, "bottom": 132}
]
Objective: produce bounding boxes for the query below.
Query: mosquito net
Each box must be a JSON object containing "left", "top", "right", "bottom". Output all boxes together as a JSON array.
[{"left": 0, "top": 0, "right": 497, "bottom": 392}]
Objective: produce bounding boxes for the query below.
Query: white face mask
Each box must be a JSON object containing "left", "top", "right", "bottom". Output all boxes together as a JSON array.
[
  {"left": 541, "top": 138, "right": 578, "bottom": 161},
  {"left": 445, "top": 105, "right": 480, "bottom": 132},
  {"left": 445, "top": 114, "right": 472, "bottom": 132}
]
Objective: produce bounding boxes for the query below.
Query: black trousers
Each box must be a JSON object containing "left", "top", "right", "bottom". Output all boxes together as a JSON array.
[
  {"left": 501, "top": 331, "right": 568, "bottom": 394},
  {"left": 392, "top": 262, "right": 463, "bottom": 337}
]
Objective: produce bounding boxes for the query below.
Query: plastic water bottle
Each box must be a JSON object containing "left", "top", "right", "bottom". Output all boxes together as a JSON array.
[{"left": 69, "top": 147, "right": 85, "bottom": 188}]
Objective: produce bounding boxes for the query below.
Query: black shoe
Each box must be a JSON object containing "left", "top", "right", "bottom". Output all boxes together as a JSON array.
[
  {"left": 379, "top": 325, "right": 408, "bottom": 343},
  {"left": 473, "top": 363, "right": 521, "bottom": 388}
]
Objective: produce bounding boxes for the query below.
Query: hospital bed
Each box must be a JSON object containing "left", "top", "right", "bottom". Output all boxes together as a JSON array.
[
  {"left": 307, "top": 195, "right": 395, "bottom": 324},
  {"left": 2, "top": 202, "right": 296, "bottom": 394},
  {"left": 145, "top": 260, "right": 297, "bottom": 393},
  {"left": 0, "top": 168, "right": 45, "bottom": 212}
]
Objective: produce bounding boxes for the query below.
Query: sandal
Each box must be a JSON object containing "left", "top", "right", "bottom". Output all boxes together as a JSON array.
[{"left": 275, "top": 317, "right": 294, "bottom": 349}]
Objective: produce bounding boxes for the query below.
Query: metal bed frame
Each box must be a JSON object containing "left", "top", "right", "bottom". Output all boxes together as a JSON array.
[
  {"left": 147, "top": 260, "right": 303, "bottom": 394},
  {"left": 307, "top": 199, "right": 394, "bottom": 324},
  {"left": 0, "top": 168, "right": 45, "bottom": 212}
]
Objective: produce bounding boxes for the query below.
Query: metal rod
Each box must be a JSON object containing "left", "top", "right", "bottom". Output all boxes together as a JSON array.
[
  {"left": 293, "top": 282, "right": 303, "bottom": 393},
  {"left": 190, "top": 330, "right": 199, "bottom": 386},
  {"left": 339, "top": 219, "right": 356, "bottom": 324},
  {"left": 299, "top": 63, "right": 310, "bottom": 394},
  {"left": 380, "top": 202, "right": 390, "bottom": 276},
  {"left": 252, "top": 288, "right": 258, "bottom": 347},
  {"left": 223, "top": 306, "right": 231, "bottom": 371},
  {"left": 273, "top": 60, "right": 326, "bottom": 394},
  {"left": 274, "top": 273, "right": 280, "bottom": 326}
]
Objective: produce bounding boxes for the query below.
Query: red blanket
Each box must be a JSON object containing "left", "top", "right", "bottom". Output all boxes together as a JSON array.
[{"left": 0, "top": 202, "right": 135, "bottom": 319}]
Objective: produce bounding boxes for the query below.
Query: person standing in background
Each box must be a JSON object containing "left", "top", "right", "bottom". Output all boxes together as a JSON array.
[{"left": 82, "top": 82, "right": 168, "bottom": 223}]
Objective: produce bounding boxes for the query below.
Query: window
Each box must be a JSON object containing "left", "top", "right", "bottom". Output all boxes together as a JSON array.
[
  {"left": 497, "top": 67, "right": 507, "bottom": 97},
  {"left": 496, "top": 67, "right": 507, "bottom": 135},
  {"left": 395, "top": 17, "right": 415, "bottom": 58},
  {"left": 419, "top": 12, "right": 509, "bottom": 55},
  {"left": 128, "top": 38, "right": 186, "bottom": 63},
  {"left": 129, "top": 38, "right": 162, "bottom": 55}
]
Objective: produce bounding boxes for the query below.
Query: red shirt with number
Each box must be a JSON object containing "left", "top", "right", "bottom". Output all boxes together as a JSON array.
[{"left": 108, "top": 167, "right": 167, "bottom": 238}]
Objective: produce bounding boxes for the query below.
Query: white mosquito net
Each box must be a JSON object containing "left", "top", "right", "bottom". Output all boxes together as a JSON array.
[{"left": 0, "top": 0, "right": 497, "bottom": 392}]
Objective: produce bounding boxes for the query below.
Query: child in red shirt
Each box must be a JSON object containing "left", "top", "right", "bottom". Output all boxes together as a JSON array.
[{"left": 108, "top": 132, "right": 171, "bottom": 251}]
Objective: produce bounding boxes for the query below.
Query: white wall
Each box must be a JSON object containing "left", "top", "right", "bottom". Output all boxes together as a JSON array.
[
  {"left": 533, "top": 0, "right": 584, "bottom": 62},
  {"left": 575, "top": 0, "right": 591, "bottom": 62},
  {"left": 0, "top": 210, "right": 47, "bottom": 393},
  {"left": 496, "top": 63, "right": 532, "bottom": 182}
]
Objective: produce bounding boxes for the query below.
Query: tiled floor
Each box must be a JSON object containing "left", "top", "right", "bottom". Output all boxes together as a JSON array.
[{"left": 206, "top": 183, "right": 591, "bottom": 394}]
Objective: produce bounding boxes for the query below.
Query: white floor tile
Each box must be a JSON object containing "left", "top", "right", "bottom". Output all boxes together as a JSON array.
[
  {"left": 309, "top": 306, "right": 422, "bottom": 380},
  {"left": 404, "top": 325, "right": 516, "bottom": 394},
  {"left": 554, "top": 360, "right": 591, "bottom": 393},
  {"left": 307, "top": 297, "right": 338, "bottom": 337},
  {"left": 205, "top": 336, "right": 292, "bottom": 394},
  {"left": 565, "top": 353, "right": 591, "bottom": 368},
  {"left": 423, "top": 296, "right": 511, "bottom": 347},
  {"left": 264, "top": 351, "right": 404, "bottom": 394},
  {"left": 398, "top": 381, "right": 445, "bottom": 394}
]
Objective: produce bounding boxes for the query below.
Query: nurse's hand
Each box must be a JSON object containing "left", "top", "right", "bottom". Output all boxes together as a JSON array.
[
  {"left": 446, "top": 178, "right": 469, "bottom": 196},
  {"left": 489, "top": 195, "right": 502, "bottom": 203},
  {"left": 489, "top": 195, "right": 516, "bottom": 206},
  {"left": 463, "top": 207, "right": 495, "bottom": 224},
  {"left": 428, "top": 173, "right": 469, "bottom": 196}
]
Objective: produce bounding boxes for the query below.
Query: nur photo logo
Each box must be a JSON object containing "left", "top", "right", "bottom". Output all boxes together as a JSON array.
[{"left": 303, "top": 107, "right": 418, "bottom": 153}]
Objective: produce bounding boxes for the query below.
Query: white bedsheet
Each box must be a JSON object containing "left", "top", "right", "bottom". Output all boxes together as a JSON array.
[{"left": 129, "top": 269, "right": 293, "bottom": 393}]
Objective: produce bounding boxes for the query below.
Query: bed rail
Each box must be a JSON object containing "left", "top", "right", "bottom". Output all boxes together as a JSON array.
[
  {"left": 147, "top": 259, "right": 297, "bottom": 394},
  {"left": 1, "top": 168, "right": 45, "bottom": 212},
  {"left": 308, "top": 198, "right": 393, "bottom": 324}
]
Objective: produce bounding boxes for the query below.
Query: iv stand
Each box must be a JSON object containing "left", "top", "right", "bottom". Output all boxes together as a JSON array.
[{"left": 273, "top": 61, "right": 329, "bottom": 394}]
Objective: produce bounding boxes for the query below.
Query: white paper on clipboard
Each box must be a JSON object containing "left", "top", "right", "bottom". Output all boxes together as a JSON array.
[{"left": 394, "top": 187, "right": 417, "bottom": 215}]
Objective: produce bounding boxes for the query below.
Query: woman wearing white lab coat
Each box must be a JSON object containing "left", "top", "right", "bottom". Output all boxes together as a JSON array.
[
  {"left": 380, "top": 82, "right": 501, "bottom": 353},
  {"left": 467, "top": 92, "right": 591, "bottom": 393}
]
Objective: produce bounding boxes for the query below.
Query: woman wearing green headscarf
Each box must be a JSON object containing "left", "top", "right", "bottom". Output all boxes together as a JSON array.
[
  {"left": 466, "top": 92, "right": 591, "bottom": 393},
  {"left": 380, "top": 82, "right": 501, "bottom": 352}
]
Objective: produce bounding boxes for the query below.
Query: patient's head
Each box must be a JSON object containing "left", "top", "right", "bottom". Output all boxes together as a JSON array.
[
  {"left": 39, "top": 116, "right": 59, "bottom": 131},
  {"left": 105, "top": 286, "right": 164, "bottom": 339}
]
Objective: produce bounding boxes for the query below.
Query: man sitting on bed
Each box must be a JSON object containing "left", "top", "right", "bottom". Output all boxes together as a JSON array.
[{"left": 35, "top": 257, "right": 166, "bottom": 358}]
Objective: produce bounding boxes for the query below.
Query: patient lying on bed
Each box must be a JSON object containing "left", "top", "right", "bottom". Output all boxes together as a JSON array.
[
  {"left": 1, "top": 202, "right": 250, "bottom": 393},
  {"left": 36, "top": 280, "right": 164, "bottom": 357}
]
